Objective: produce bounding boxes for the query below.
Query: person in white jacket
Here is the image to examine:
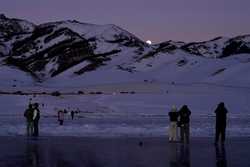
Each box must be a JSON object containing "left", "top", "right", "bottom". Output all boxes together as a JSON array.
[
  {"left": 33, "top": 103, "right": 40, "bottom": 137},
  {"left": 168, "top": 105, "right": 179, "bottom": 142}
]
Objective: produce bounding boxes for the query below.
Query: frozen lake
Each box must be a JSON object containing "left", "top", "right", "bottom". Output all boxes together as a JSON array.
[
  {"left": 0, "top": 82, "right": 250, "bottom": 137},
  {"left": 1, "top": 113, "right": 250, "bottom": 137}
]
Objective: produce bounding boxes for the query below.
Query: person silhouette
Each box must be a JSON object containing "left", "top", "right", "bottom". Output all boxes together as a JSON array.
[
  {"left": 214, "top": 102, "right": 228, "bottom": 145},
  {"left": 215, "top": 144, "right": 227, "bottom": 167},
  {"left": 71, "top": 110, "right": 75, "bottom": 120},
  {"left": 179, "top": 105, "right": 192, "bottom": 144},
  {"left": 24, "top": 104, "right": 34, "bottom": 137}
]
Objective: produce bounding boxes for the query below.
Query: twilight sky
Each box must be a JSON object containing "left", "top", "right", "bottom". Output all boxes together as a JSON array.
[{"left": 1, "top": 0, "right": 250, "bottom": 43}]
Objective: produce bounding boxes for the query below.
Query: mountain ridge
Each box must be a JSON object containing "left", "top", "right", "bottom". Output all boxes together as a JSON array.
[{"left": 0, "top": 14, "right": 250, "bottom": 87}]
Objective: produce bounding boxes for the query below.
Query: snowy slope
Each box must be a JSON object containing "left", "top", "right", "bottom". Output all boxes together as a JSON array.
[
  {"left": 181, "top": 37, "right": 229, "bottom": 58},
  {"left": 0, "top": 14, "right": 34, "bottom": 38},
  {"left": 0, "top": 16, "right": 150, "bottom": 81},
  {"left": 0, "top": 14, "right": 250, "bottom": 88},
  {"left": 181, "top": 35, "right": 250, "bottom": 58},
  {"left": 130, "top": 51, "right": 250, "bottom": 86},
  {"left": 0, "top": 64, "right": 34, "bottom": 88},
  {"left": 53, "top": 21, "right": 146, "bottom": 53}
]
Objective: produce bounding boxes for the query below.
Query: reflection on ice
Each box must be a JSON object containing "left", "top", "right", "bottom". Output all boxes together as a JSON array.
[
  {"left": 215, "top": 145, "right": 227, "bottom": 167},
  {"left": 0, "top": 137, "right": 249, "bottom": 167},
  {"left": 169, "top": 144, "right": 191, "bottom": 167}
]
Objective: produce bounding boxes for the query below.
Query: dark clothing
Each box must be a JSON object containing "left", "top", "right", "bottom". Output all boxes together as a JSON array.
[
  {"left": 180, "top": 123, "right": 190, "bottom": 143},
  {"left": 26, "top": 122, "right": 34, "bottom": 136},
  {"left": 24, "top": 108, "right": 33, "bottom": 122},
  {"left": 168, "top": 112, "right": 179, "bottom": 122},
  {"left": 215, "top": 105, "right": 228, "bottom": 127},
  {"left": 33, "top": 121, "right": 39, "bottom": 137},
  {"left": 33, "top": 108, "right": 40, "bottom": 137},
  {"left": 179, "top": 106, "right": 191, "bottom": 125},
  {"left": 216, "top": 126, "right": 226, "bottom": 143},
  {"left": 214, "top": 103, "right": 228, "bottom": 143},
  {"left": 24, "top": 107, "right": 34, "bottom": 136},
  {"left": 179, "top": 105, "right": 191, "bottom": 143},
  {"left": 59, "top": 120, "right": 64, "bottom": 125},
  {"left": 71, "top": 111, "right": 74, "bottom": 120}
]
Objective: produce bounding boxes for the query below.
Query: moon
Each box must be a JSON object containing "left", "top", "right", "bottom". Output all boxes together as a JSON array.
[{"left": 146, "top": 40, "right": 152, "bottom": 45}]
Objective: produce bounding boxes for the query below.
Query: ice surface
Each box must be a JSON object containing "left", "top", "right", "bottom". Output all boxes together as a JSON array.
[
  {"left": 1, "top": 137, "right": 250, "bottom": 167},
  {"left": 0, "top": 81, "right": 249, "bottom": 137}
]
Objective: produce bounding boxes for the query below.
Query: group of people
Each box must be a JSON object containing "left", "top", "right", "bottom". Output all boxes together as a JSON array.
[
  {"left": 24, "top": 103, "right": 40, "bottom": 137},
  {"left": 24, "top": 102, "right": 80, "bottom": 136},
  {"left": 24, "top": 101, "right": 228, "bottom": 145},
  {"left": 168, "top": 102, "right": 228, "bottom": 145},
  {"left": 57, "top": 109, "right": 78, "bottom": 125},
  {"left": 168, "top": 105, "right": 191, "bottom": 143}
]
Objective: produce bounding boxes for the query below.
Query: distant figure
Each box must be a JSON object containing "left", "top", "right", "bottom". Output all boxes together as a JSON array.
[
  {"left": 33, "top": 103, "right": 40, "bottom": 137},
  {"left": 214, "top": 102, "right": 228, "bottom": 145},
  {"left": 179, "top": 105, "right": 192, "bottom": 144},
  {"left": 58, "top": 110, "right": 64, "bottom": 125},
  {"left": 24, "top": 104, "right": 34, "bottom": 136},
  {"left": 29, "top": 98, "right": 33, "bottom": 105},
  {"left": 76, "top": 108, "right": 80, "bottom": 114},
  {"left": 168, "top": 105, "right": 179, "bottom": 142},
  {"left": 71, "top": 110, "right": 75, "bottom": 120}
]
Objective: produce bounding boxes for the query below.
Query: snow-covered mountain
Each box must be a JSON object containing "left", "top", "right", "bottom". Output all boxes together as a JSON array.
[
  {"left": 0, "top": 14, "right": 35, "bottom": 38},
  {"left": 0, "top": 14, "right": 250, "bottom": 87},
  {"left": 180, "top": 35, "right": 250, "bottom": 58},
  {"left": 0, "top": 14, "right": 149, "bottom": 81}
]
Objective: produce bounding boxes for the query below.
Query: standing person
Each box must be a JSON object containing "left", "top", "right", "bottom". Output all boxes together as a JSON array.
[
  {"left": 71, "top": 110, "right": 74, "bottom": 120},
  {"left": 168, "top": 105, "right": 179, "bottom": 142},
  {"left": 58, "top": 110, "right": 64, "bottom": 125},
  {"left": 24, "top": 104, "right": 34, "bottom": 136},
  {"left": 214, "top": 102, "right": 228, "bottom": 145},
  {"left": 33, "top": 103, "right": 40, "bottom": 137},
  {"left": 179, "top": 105, "right": 192, "bottom": 144}
]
